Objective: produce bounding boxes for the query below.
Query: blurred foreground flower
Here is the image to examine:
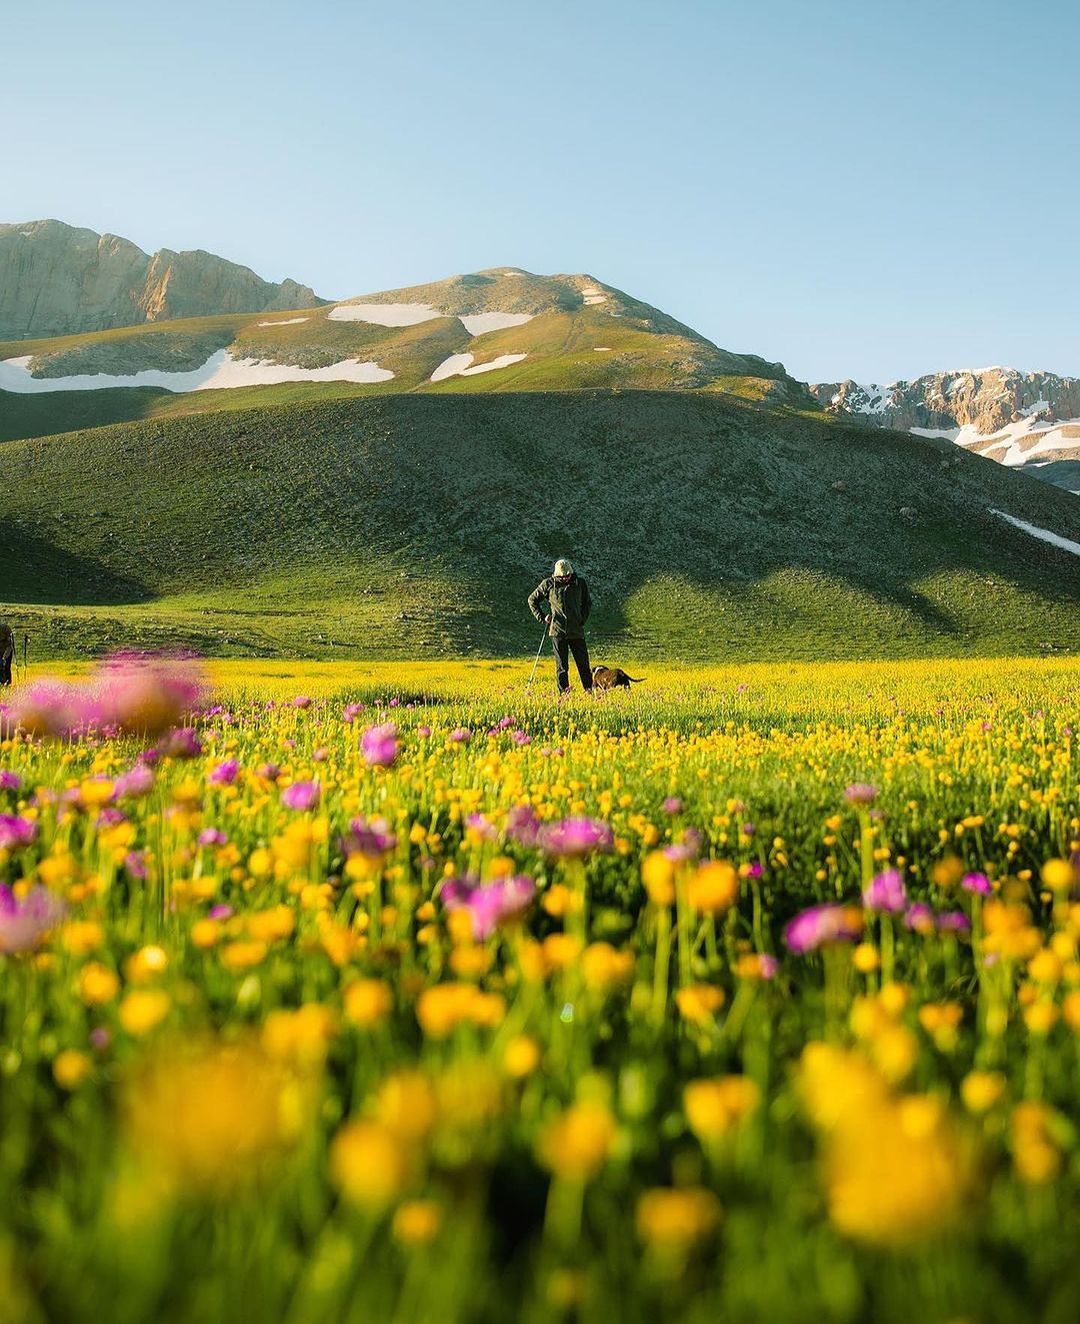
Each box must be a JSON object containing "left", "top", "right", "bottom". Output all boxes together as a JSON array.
[
  {"left": 9, "top": 654, "right": 206, "bottom": 738},
  {"left": 539, "top": 817, "right": 614, "bottom": 858},
  {"left": 784, "top": 904, "right": 862, "bottom": 954},
  {"left": 439, "top": 874, "right": 536, "bottom": 940},
  {"left": 123, "top": 1039, "right": 318, "bottom": 1196},
  {"left": 0, "top": 884, "right": 64, "bottom": 953}
]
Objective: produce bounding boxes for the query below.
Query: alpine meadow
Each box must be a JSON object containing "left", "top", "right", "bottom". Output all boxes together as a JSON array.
[{"left": 2, "top": 5, "right": 1080, "bottom": 1324}]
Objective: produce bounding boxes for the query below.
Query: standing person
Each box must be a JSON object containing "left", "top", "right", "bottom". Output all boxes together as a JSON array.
[
  {"left": 0, "top": 620, "right": 13, "bottom": 688},
  {"left": 528, "top": 559, "right": 593, "bottom": 695}
]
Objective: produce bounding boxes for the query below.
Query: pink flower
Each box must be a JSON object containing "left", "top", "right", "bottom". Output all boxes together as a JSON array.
[
  {"left": 114, "top": 764, "right": 155, "bottom": 799},
  {"left": 0, "top": 771, "right": 21, "bottom": 792},
  {"left": 343, "top": 703, "right": 365, "bottom": 724},
  {"left": 159, "top": 727, "right": 203, "bottom": 759},
  {"left": 506, "top": 805, "right": 541, "bottom": 846},
  {"left": 341, "top": 817, "right": 396, "bottom": 858},
  {"left": 439, "top": 875, "right": 536, "bottom": 940},
  {"left": 361, "top": 723, "right": 398, "bottom": 768},
  {"left": 862, "top": 869, "right": 907, "bottom": 914},
  {"left": 844, "top": 783, "right": 878, "bottom": 805},
  {"left": 208, "top": 759, "right": 240, "bottom": 786},
  {"left": 783, "top": 903, "right": 862, "bottom": 954},
  {"left": 94, "top": 653, "right": 206, "bottom": 735},
  {"left": 662, "top": 796, "right": 684, "bottom": 815},
  {"left": 124, "top": 851, "right": 148, "bottom": 880},
  {"left": 281, "top": 781, "right": 320, "bottom": 811},
  {"left": 256, "top": 762, "right": 282, "bottom": 783},
  {"left": 961, "top": 872, "right": 992, "bottom": 895},
  {"left": 758, "top": 954, "right": 779, "bottom": 979},
  {"left": 0, "top": 814, "right": 36, "bottom": 850},
  {"left": 198, "top": 828, "right": 228, "bottom": 847},
  {"left": 0, "top": 884, "right": 63, "bottom": 953},
  {"left": 450, "top": 728, "right": 472, "bottom": 744},
  {"left": 539, "top": 816, "right": 613, "bottom": 858},
  {"left": 292, "top": 696, "right": 313, "bottom": 710},
  {"left": 904, "top": 902, "right": 935, "bottom": 933}
]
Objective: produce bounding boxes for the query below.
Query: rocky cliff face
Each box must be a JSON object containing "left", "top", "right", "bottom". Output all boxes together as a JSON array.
[
  {"left": 810, "top": 368, "right": 1080, "bottom": 496},
  {"left": 0, "top": 220, "right": 324, "bottom": 339}
]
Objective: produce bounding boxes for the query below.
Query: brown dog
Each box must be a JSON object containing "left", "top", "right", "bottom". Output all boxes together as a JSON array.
[{"left": 591, "top": 665, "right": 645, "bottom": 690}]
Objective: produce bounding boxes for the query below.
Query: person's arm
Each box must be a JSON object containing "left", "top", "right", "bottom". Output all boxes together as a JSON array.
[
  {"left": 580, "top": 579, "right": 592, "bottom": 625},
  {"left": 528, "top": 579, "right": 551, "bottom": 623}
]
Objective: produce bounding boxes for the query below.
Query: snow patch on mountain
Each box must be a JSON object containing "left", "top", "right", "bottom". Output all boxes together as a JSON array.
[
  {"left": 459, "top": 312, "right": 535, "bottom": 336},
  {"left": 328, "top": 303, "right": 442, "bottom": 326},
  {"left": 430, "top": 352, "right": 527, "bottom": 382},
  {"left": 256, "top": 317, "right": 310, "bottom": 327},
  {"left": 990, "top": 509, "right": 1080, "bottom": 557},
  {"left": 0, "top": 350, "right": 393, "bottom": 393}
]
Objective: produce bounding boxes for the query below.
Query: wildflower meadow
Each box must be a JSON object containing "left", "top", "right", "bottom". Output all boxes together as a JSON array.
[{"left": 1, "top": 655, "right": 1078, "bottom": 1324}]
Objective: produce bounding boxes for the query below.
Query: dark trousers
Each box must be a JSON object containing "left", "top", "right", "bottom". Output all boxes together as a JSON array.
[
  {"left": 0, "top": 656, "right": 11, "bottom": 686},
  {"left": 552, "top": 635, "right": 592, "bottom": 692}
]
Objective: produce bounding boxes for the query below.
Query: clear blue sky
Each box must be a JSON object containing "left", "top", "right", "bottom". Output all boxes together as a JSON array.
[{"left": 3, "top": 0, "right": 1077, "bottom": 383}]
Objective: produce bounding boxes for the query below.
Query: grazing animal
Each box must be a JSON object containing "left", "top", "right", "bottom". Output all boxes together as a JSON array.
[{"left": 591, "top": 665, "right": 645, "bottom": 690}]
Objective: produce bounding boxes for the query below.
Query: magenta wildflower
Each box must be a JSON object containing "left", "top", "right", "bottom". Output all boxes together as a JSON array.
[
  {"left": 343, "top": 703, "right": 365, "bottom": 724},
  {"left": 758, "top": 954, "right": 780, "bottom": 979},
  {"left": 0, "top": 814, "right": 36, "bottom": 851},
  {"left": 417, "top": 725, "right": 432, "bottom": 738},
  {"left": 0, "top": 884, "right": 64, "bottom": 953},
  {"left": 863, "top": 869, "right": 908, "bottom": 914},
  {"left": 114, "top": 763, "right": 155, "bottom": 799},
  {"left": 0, "top": 771, "right": 21, "bottom": 792},
  {"left": 450, "top": 727, "right": 471, "bottom": 744},
  {"left": 208, "top": 759, "right": 240, "bottom": 786},
  {"left": 662, "top": 796, "right": 684, "bottom": 815},
  {"left": 341, "top": 816, "right": 396, "bottom": 858},
  {"left": 439, "top": 874, "right": 536, "bottom": 940},
  {"left": 198, "top": 828, "right": 227, "bottom": 847},
  {"left": 783, "top": 903, "right": 862, "bottom": 954},
  {"left": 938, "top": 911, "right": 971, "bottom": 933},
  {"left": 159, "top": 727, "right": 203, "bottom": 759},
  {"left": 124, "top": 852, "right": 149, "bottom": 880},
  {"left": 465, "top": 812, "right": 499, "bottom": 841},
  {"left": 361, "top": 723, "right": 398, "bottom": 768},
  {"left": 208, "top": 903, "right": 234, "bottom": 921},
  {"left": 961, "top": 872, "right": 992, "bottom": 895},
  {"left": 89, "top": 1026, "right": 112, "bottom": 1052},
  {"left": 256, "top": 762, "right": 282, "bottom": 783},
  {"left": 904, "top": 902, "right": 936, "bottom": 933},
  {"left": 506, "top": 804, "right": 541, "bottom": 847},
  {"left": 539, "top": 816, "right": 613, "bottom": 858},
  {"left": 313, "top": 747, "right": 329, "bottom": 763},
  {"left": 292, "top": 696, "right": 313, "bottom": 710},
  {"left": 281, "top": 781, "right": 320, "bottom": 811}
]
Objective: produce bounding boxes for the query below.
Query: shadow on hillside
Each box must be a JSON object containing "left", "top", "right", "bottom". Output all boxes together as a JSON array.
[{"left": 0, "top": 522, "right": 153, "bottom": 605}]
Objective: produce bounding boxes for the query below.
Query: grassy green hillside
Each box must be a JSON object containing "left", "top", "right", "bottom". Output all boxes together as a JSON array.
[{"left": 0, "top": 391, "right": 1077, "bottom": 661}]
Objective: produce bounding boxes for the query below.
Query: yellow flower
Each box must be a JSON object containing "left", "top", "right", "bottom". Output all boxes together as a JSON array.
[
  {"left": 541, "top": 933, "right": 583, "bottom": 972},
  {"left": 330, "top": 1121, "right": 408, "bottom": 1211},
  {"left": 78, "top": 961, "right": 120, "bottom": 1006},
  {"left": 642, "top": 851, "right": 676, "bottom": 907},
  {"left": 1011, "top": 1101, "right": 1063, "bottom": 1184},
  {"left": 824, "top": 1094, "right": 979, "bottom": 1246},
  {"left": 503, "top": 1034, "right": 542, "bottom": 1079},
  {"left": 53, "top": 1049, "right": 93, "bottom": 1090},
  {"left": 247, "top": 905, "right": 295, "bottom": 943},
  {"left": 798, "top": 1044, "right": 889, "bottom": 1131},
  {"left": 119, "top": 989, "right": 172, "bottom": 1036},
  {"left": 675, "top": 983, "right": 726, "bottom": 1025},
  {"left": 190, "top": 918, "right": 222, "bottom": 949},
  {"left": 126, "top": 1041, "right": 312, "bottom": 1193},
  {"left": 687, "top": 861, "right": 738, "bottom": 914},
  {"left": 61, "top": 920, "right": 105, "bottom": 956},
  {"left": 1042, "top": 858, "right": 1076, "bottom": 893},
  {"left": 220, "top": 939, "right": 268, "bottom": 971},
  {"left": 392, "top": 1199, "right": 442, "bottom": 1246},
  {"left": 262, "top": 1004, "right": 337, "bottom": 1068},
  {"left": 852, "top": 943, "right": 880, "bottom": 974},
  {"left": 1023, "top": 1002, "right": 1059, "bottom": 1035},
  {"left": 684, "top": 1075, "right": 760, "bottom": 1141},
  {"left": 960, "top": 1070, "right": 1006, "bottom": 1114},
  {"left": 343, "top": 978, "right": 393, "bottom": 1028},
  {"left": 636, "top": 1186, "right": 721, "bottom": 1250},
  {"left": 537, "top": 1101, "right": 616, "bottom": 1182},
  {"left": 375, "top": 1070, "right": 439, "bottom": 1141},
  {"left": 581, "top": 942, "right": 634, "bottom": 992},
  {"left": 124, "top": 945, "right": 169, "bottom": 983}
]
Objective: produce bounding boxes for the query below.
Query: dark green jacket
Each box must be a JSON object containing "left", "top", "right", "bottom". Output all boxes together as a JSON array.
[
  {"left": 0, "top": 624, "right": 12, "bottom": 662},
  {"left": 528, "top": 575, "right": 592, "bottom": 639}
]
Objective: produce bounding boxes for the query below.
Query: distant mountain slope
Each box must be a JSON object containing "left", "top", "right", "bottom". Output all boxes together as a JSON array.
[
  {"left": 810, "top": 368, "right": 1080, "bottom": 496},
  {"left": 0, "top": 268, "right": 808, "bottom": 443},
  {"left": 0, "top": 391, "right": 1076, "bottom": 661},
  {"left": 0, "top": 220, "right": 324, "bottom": 339}
]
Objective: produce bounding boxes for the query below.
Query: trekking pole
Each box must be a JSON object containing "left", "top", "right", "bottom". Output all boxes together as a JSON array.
[{"left": 524, "top": 626, "right": 548, "bottom": 693}]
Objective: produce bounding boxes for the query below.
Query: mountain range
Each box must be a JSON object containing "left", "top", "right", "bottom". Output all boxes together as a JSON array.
[
  {"left": 0, "top": 220, "right": 1076, "bottom": 661},
  {"left": 0, "top": 220, "right": 323, "bottom": 339},
  {"left": 810, "top": 369, "right": 1080, "bottom": 496}
]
